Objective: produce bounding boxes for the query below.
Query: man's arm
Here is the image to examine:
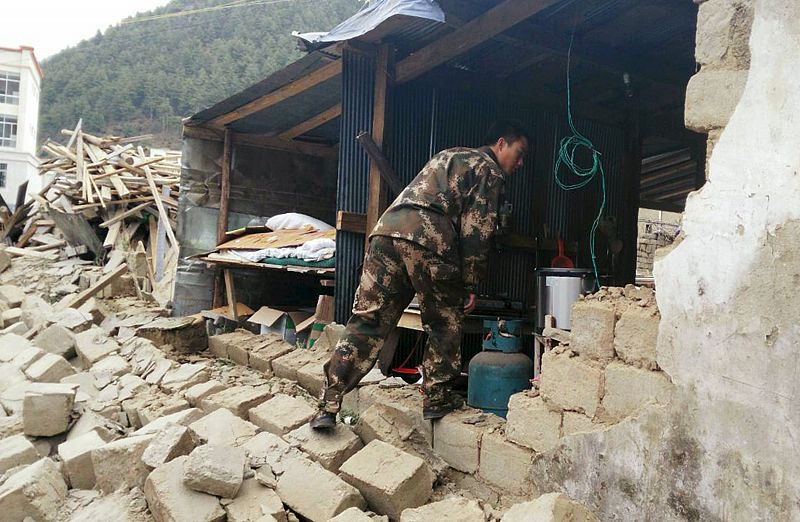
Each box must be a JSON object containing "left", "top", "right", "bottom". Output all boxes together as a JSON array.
[{"left": 459, "top": 167, "right": 504, "bottom": 294}]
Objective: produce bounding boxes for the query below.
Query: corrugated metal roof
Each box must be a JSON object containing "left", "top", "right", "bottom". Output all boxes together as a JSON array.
[
  {"left": 639, "top": 147, "right": 701, "bottom": 210},
  {"left": 187, "top": 50, "right": 340, "bottom": 128}
]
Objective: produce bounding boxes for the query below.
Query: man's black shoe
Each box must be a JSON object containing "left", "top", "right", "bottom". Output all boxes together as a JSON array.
[
  {"left": 310, "top": 410, "right": 337, "bottom": 430},
  {"left": 423, "top": 392, "right": 464, "bottom": 420}
]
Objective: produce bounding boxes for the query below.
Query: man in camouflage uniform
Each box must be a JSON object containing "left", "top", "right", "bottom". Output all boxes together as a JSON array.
[{"left": 311, "top": 121, "right": 529, "bottom": 429}]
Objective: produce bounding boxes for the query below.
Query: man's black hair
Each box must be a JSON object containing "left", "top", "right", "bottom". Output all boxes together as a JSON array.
[{"left": 483, "top": 120, "right": 531, "bottom": 146}]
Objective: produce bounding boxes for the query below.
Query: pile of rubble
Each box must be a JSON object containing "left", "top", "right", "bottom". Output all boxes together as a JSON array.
[
  {"left": 0, "top": 121, "right": 179, "bottom": 307},
  {"left": 0, "top": 253, "right": 604, "bottom": 521}
]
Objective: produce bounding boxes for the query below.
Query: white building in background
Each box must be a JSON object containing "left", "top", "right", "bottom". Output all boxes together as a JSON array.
[{"left": 0, "top": 46, "right": 42, "bottom": 209}]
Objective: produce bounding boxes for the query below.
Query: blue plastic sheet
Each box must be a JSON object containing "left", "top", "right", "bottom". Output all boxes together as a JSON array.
[{"left": 293, "top": 0, "right": 444, "bottom": 49}]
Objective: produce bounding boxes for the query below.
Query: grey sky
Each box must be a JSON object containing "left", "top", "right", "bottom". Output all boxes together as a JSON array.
[{"left": 3, "top": 1, "right": 171, "bottom": 60}]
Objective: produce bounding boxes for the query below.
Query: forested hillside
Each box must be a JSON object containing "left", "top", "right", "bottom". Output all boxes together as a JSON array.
[{"left": 40, "top": 0, "right": 362, "bottom": 148}]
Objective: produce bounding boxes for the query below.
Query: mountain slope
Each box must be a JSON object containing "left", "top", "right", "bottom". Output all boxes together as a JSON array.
[{"left": 40, "top": 0, "right": 362, "bottom": 147}]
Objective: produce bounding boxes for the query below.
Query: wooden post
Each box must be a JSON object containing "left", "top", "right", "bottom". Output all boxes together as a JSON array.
[
  {"left": 364, "top": 44, "right": 393, "bottom": 253},
  {"left": 213, "top": 128, "right": 233, "bottom": 308},
  {"left": 217, "top": 128, "right": 233, "bottom": 242},
  {"left": 224, "top": 269, "right": 237, "bottom": 320},
  {"left": 615, "top": 112, "right": 643, "bottom": 285}
]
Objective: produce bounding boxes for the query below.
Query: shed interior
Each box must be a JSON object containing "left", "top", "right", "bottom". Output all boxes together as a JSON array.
[{"left": 179, "top": 0, "right": 700, "bottom": 367}]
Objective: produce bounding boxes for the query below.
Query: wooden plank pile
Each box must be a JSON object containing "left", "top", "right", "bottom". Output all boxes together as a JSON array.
[{"left": 0, "top": 120, "right": 181, "bottom": 305}]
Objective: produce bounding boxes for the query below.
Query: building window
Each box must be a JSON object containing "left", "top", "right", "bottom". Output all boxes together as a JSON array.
[
  {"left": 0, "top": 164, "right": 6, "bottom": 188},
  {"left": 0, "top": 116, "right": 16, "bottom": 148},
  {"left": 0, "top": 72, "right": 20, "bottom": 105}
]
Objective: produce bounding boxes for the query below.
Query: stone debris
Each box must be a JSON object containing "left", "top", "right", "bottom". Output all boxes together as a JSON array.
[
  {"left": 200, "top": 385, "right": 273, "bottom": 418},
  {"left": 74, "top": 327, "right": 120, "bottom": 367},
  {"left": 23, "top": 382, "right": 77, "bottom": 437},
  {"left": 501, "top": 492, "right": 599, "bottom": 522},
  {"left": 614, "top": 304, "right": 660, "bottom": 369},
  {"left": 133, "top": 407, "right": 204, "bottom": 436},
  {"left": 141, "top": 424, "right": 198, "bottom": 468},
  {"left": 160, "top": 363, "right": 210, "bottom": 393},
  {"left": 285, "top": 422, "right": 363, "bottom": 472},
  {"left": 276, "top": 455, "right": 367, "bottom": 522},
  {"left": 339, "top": 440, "right": 434, "bottom": 520},
  {"left": 223, "top": 477, "right": 287, "bottom": 522},
  {"left": 92, "top": 433, "right": 156, "bottom": 492},
  {"left": 144, "top": 456, "right": 226, "bottom": 522},
  {"left": 478, "top": 430, "right": 534, "bottom": 495},
  {"left": 329, "top": 507, "right": 389, "bottom": 522},
  {"left": 183, "top": 444, "right": 247, "bottom": 498},
  {"left": 249, "top": 393, "right": 316, "bottom": 435},
  {"left": 12, "top": 346, "right": 46, "bottom": 372},
  {"left": 597, "top": 362, "right": 673, "bottom": 424},
  {"left": 24, "top": 352, "right": 76, "bottom": 382},
  {"left": 400, "top": 496, "right": 485, "bottom": 522},
  {"left": 1, "top": 307, "right": 22, "bottom": 326},
  {"left": 0, "top": 285, "right": 26, "bottom": 308},
  {"left": 52, "top": 307, "right": 93, "bottom": 333},
  {"left": 505, "top": 394, "right": 561, "bottom": 453},
  {"left": 136, "top": 316, "right": 208, "bottom": 354},
  {"left": 0, "top": 254, "right": 646, "bottom": 522},
  {"left": 189, "top": 408, "right": 260, "bottom": 447},
  {"left": 183, "top": 379, "right": 226, "bottom": 407},
  {"left": 432, "top": 409, "right": 502, "bottom": 474},
  {"left": 57, "top": 429, "right": 110, "bottom": 489},
  {"left": 0, "top": 333, "right": 31, "bottom": 362},
  {"left": 539, "top": 351, "right": 603, "bottom": 417},
  {"left": 0, "top": 433, "right": 39, "bottom": 474},
  {"left": 0, "top": 457, "right": 67, "bottom": 522}
]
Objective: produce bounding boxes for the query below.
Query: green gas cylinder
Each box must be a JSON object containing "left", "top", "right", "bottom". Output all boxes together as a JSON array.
[{"left": 467, "top": 319, "right": 533, "bottom": 418}]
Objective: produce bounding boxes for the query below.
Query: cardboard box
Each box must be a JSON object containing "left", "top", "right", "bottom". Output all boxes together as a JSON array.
[
  {"left": 248, "top": 296, "right": 334, "bottom": 346},
  {"left": 249, "top": 307, "right": 313, "bottom": 345}
]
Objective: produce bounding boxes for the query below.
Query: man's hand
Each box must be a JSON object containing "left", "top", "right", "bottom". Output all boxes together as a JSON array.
[{"left": 464, "top": 293, "right": 476, "bottom": 314}]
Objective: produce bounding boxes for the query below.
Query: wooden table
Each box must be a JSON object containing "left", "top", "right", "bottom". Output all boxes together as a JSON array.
[{"left": 199, "top": 256, "right": 334, "bottom": 320}]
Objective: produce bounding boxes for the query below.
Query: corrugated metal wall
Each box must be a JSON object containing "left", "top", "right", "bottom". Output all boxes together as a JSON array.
[
  {"left": 335, "top": 66, "right": 627, "bottom": 365},
  {"left": 334, "top": 49, "right": 376, "bottom": 323}
]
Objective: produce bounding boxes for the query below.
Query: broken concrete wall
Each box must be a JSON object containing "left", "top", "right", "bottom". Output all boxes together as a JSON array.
[
  {"left": 527, "top": 1, "right": 800, "bottom": 519},
  {"left": 685, "top": 0, "right": 754, "bottom": 170}
]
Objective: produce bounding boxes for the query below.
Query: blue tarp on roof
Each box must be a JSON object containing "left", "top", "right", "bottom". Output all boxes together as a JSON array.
[{"left": 293, "top": 0, "right": 445, "bottom": 49}]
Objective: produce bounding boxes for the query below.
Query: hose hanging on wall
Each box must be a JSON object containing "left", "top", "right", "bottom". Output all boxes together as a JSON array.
[{"left": 552, "top": 30, "right": 607, "bottom": 289}]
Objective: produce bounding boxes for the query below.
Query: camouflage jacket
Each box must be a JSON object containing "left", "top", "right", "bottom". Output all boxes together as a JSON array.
[{"left": 370, "top": 146, "right": 506, "bottom": 293}]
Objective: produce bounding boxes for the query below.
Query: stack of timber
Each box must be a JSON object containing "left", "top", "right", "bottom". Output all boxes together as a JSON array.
[{"left": 0, "top": 120, "right": 181, "bottom": 306}]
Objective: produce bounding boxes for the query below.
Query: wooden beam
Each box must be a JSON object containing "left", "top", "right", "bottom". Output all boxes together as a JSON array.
[
  {"left": 209, "top": 60, "right": 342, "bottom": 127},
  {"left": 213, "top": 128, "right": 233, "bottom": 311},
  {"left": 365, "top": 44, "right": 393, "bottom": 251},
  {"left": 396, "top": 0, "right": 560, "bottom": 83},
  {"left": 66, "top": 264, "right": 128, "bottom": 308},
  {"left": 615, "top": 112, "right": 643, "bottom": 286},
  {"left": 4, "top": 246, "right": 58, "bottom": 261},
  {"left": 217, "top": 128, "right": 233, "bottom": 243},
  {"left": 336, "top": 211, "right": 367, "bottom": 234},
  {"left": 223, "top": 269, "right": 237, "bottom": 321},
  {"left": 438, "top": 0, "right": 685, "bottom": 95},
  {"left": 138, "top": 147, "right": 177, "bottom": 249},
  {"left": 183, "top": 125, "right": 338, "bottom": 159},
  {"left": 356, "top": 132, "right": 403, "bottom": 196},
  {"left": 278, "top": 103, "right": 342, "bottom": 140}
]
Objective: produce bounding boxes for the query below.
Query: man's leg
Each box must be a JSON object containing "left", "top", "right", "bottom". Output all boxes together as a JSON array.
[
  {"left": 317, "top": 237, "right": 414, "bottom": 417},
  {"left": 397, "top": 242, "right": 464, "bottom": 417}
]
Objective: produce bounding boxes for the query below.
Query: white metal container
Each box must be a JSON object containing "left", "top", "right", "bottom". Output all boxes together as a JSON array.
[{"left": 535, "top": 268, "right": 594, "bottom": 330}]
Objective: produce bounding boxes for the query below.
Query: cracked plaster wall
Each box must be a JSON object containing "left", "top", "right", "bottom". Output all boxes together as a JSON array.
[{"left": 527, "top": 0, "right": 800, "bottom": 519}]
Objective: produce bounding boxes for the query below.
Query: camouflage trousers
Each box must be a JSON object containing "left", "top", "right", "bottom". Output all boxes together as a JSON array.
[{"left": 321, "top": 236, "right": 464, "bottom": 413}]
